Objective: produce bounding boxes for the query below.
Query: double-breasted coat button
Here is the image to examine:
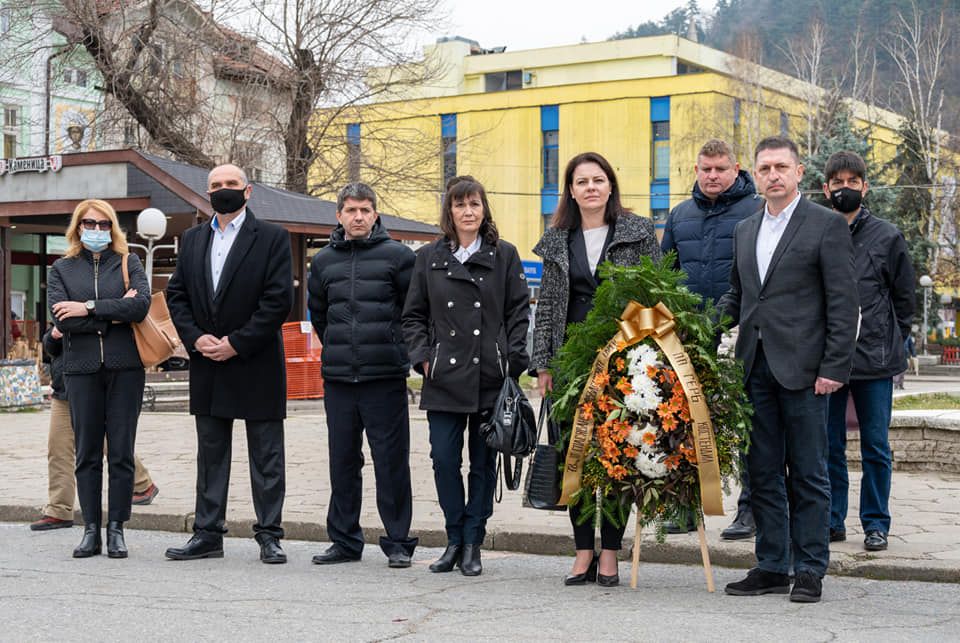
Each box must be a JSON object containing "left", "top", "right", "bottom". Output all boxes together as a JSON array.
[
  {"left": 472, "top": 357, "right": 479, "bottom": 364},
  {"left": 473, "top": 329, "right": 480, "bottom": 336},
  {"left": 479, "top": 277, "right": 483, "bottom": 281},
  {"left": 450, "top": 329, "right": 456, "bottom": 336},
  {"left": 474, "top": 301, "right": 480, "bottom": 308},
  {"left": 447, "top": 271, "right": 452, "bottom": 276},
  {"left": 444, "top": 261, "right": 448, "bottom": 266},
  {"left": 447, "top": 301, "right": 454, "bottom": 308},
  {"left": 431, "top": 262, "right": 436, "bottom": 267},
  {"left": 449, "top": 357, "right": 457, "bottom": 365}
]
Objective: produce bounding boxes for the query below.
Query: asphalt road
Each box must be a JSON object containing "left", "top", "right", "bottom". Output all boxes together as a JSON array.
[{"left": 1, "top": 523, "right": 958, "bottom": 641}]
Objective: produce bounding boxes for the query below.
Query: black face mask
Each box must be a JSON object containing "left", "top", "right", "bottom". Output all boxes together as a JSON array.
[
  {"left": 210, "top": 187, "right": 247, "bottom": 214},
  {"left": 829, "top": 186, "right": 863, "bottom": 214}
]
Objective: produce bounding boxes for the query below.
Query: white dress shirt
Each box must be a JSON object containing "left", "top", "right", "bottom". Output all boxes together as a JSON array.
[
  {"left": 453, "top": 236, "right": 482, "bottom": 264},
  {"left": 210, "top": 209, "right": 246, "bottom": 291},
  {"left": 756, "top": 192, "right": 801, "bottom": 284},
  {"left": 583, "top": 225, "right": 609, "bottom": 274}
]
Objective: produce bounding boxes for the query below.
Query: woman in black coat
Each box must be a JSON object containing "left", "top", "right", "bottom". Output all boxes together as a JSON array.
[
  {"left": 531, "top": 152, "right": 662, "bottom": 587},
  {"left": 47, "top": 199, "right": 150, "bottom": 559},
  {"left": 403, "top": 176, "right": 530, "bottom": 577}
]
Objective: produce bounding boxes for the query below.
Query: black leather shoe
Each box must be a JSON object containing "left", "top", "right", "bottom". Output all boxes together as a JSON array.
[
  {"left": 106, "top": 521, "right": 127, "bottom": 559},
  {"left": 312, "top": 545, "right": 361, "bottom": 565},
  {"left": 724, "top": 568, "right": 791, "bottom": 596},
  {"left": 165, "top": 534, "right": 224, "bottom": 560},
  {"left": 258, "top": 536, "right": 287, "bottom": 564},
  {"left": 429, "top": 545, "right": 462, "bottom": 572},
  {"left": 72, "top": 523, "right": 101, "bottom": 558},
  {"left": 388, "top": 552, "right": 412, "bottom": 568},
  {"left": 564, "top": 552, "right": 598, "bottom": 585},
  {"left": 597, "top": 572, "right": 620, "bottom": 587},
  {"left": 460, "top": 544, "right": 482, "bottom": 576},
  {"left": 829, "top": 528, "right": 847, "bottom": 542},
  {"left": 664, "top": 517, "right": 697, "bottom": 534},
  {"left": 789, "top": 570, "right": 822, "bottom": 603},
  {"left": 864, "top": 530, "right": 888, "bottom": 551},
  {"left": 720, "top": 509, "right": 756, "bottom": 540}
]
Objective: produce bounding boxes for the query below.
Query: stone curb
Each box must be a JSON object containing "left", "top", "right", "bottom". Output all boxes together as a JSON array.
[{"left": 5, "top": 503, "right": 957, "bottom": 584}]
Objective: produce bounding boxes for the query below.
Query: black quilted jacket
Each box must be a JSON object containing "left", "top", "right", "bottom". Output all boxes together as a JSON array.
[{"left": 47, "top": 249, "right": 151, "bottom": 374}]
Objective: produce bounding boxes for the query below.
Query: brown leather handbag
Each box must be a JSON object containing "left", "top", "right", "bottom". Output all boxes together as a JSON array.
[{"left": 122, "top": 254, "right": 182, "bottom": 368}]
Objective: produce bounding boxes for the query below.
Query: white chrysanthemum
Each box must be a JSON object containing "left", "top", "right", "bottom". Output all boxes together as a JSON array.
[
  {"left": 626, "top": 423, "right": 656, "bottom": 446},
  {"left": 623, "top": 373, "right": 662, "bottom": 415},
  {"left": 634, "top": 424, "right": 668, "bottom": 478},
  {"left": 626, "top": 344, "right": 659, "bottom": 377}
]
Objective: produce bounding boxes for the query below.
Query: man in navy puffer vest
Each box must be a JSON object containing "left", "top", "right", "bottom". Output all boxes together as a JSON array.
[{"left": 661, "top": 139, "right": 759, "bottom": 539}]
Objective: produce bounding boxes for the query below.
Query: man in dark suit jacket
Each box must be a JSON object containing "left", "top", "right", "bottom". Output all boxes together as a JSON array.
[
  {"left": 165, "top": 164, "right": 293, "bottom": 564},
  {"left": 719, "top": 137, "right": 858, "bottom": 603}
]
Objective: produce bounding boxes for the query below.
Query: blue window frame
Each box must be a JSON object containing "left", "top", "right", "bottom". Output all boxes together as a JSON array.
[
  {"left": 441, "top": 113, "right": 457, "bottom": 187},
  {"left": 347, "top": 122, "right": 361, "bottom": 181},
  {"left": 540, "top": 105, "right": 559, "bottom": 218}
]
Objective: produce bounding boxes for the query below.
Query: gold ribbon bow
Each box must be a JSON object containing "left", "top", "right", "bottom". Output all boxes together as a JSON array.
[{"left": 558, "top": 301, "right": 724, "bottom": 516}]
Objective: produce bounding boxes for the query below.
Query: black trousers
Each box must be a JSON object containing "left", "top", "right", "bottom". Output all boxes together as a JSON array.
[
  {"left": 193, "top": 415, "right": 286, "bottom": 540},
  {"left": 65, "top": 368, "right": 145, "bottom": 525},
  {"left": 569, "top": 498, "right": 626, "bottom": 551},
  {"left": 323, "top": 379, "right": 418, "bottom": 558},
  {"left": 426, "top": 409, "right": 496, "bottom": 546}
]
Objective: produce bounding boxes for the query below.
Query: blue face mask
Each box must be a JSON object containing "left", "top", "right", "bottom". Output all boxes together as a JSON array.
[{"left": 80, "top": 229, "right": 111, "bottom": 253}]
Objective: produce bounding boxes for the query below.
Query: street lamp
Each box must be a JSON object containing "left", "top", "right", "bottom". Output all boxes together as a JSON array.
[
  {"left": 128, "top": 208, "right": 178, "bottom": 285},
  {"left": 919, "top": 274, "right": 933, "bottom": 355}
]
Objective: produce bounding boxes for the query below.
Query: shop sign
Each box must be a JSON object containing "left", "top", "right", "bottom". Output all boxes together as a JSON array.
[{"left": 0, "top": 155, "right": 63, "bottom": 176}]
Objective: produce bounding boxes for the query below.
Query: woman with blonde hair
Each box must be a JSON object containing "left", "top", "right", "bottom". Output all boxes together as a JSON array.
[{"left": 47, "top": 199, "right": 151, "bottom": 558}]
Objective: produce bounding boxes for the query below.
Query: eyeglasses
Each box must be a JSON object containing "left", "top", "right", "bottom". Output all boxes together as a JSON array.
[{"left": 80, "top": 219, "right": 112, "bottom": 231}]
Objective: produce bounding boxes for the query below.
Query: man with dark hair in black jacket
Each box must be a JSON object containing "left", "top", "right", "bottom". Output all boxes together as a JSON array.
[
  {"left": 822, "top": 151, "right": 915, "bottom": 553},
  {"left": 661, "top": 138, "right": 759, "bottom": 539},
  {"left": 307, "top": 182, "right": 419, "bottom": 569}
]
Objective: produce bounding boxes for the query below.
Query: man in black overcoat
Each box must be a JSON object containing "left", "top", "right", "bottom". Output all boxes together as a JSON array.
[
  {"left": 165, "top": 164, "right": 293, "bottom": 564},
  {"left": 719, "top": 137, "right": 858, "bottom": 603}
]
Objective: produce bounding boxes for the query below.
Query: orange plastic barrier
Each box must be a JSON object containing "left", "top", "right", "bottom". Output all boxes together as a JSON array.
[
  {"left": 942, "top": 346, "right": 960, "bottom": 365},
  {"left": 282, "top": 322, "right": 324, "bottom": 398}
]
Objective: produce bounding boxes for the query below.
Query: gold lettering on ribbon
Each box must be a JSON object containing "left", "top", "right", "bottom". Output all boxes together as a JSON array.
[{"left": 558, "top": 301, "right": 724, "bottom": 516}]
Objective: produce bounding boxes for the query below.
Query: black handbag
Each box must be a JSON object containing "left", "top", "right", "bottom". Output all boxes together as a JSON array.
[
  {"left": 522, "top": 398, "right": 567, "bottom": 511},
  {"left": 480, "top": 375, "right": 537, "bottom": 492}
]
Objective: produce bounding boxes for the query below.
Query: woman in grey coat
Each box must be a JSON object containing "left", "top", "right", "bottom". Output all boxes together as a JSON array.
[{"left": 531, "top": 152, "right": 661, "bottom": 587}]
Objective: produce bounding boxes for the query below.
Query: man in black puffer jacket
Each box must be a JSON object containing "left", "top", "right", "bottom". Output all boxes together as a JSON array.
[
  {"left": 661, "top": 139, "right": 759, "bottom": 539},
  {"left": 822, "top": 151, "right": 915, "bottom": 553},
  {"left": 308, "top": 182, "right": 418, "bottom": 568}
]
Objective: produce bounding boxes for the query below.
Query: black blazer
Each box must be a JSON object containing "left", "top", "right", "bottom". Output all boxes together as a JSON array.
[
  {"left": 167, "top": 212, "right": 293, "bottom": 420},
  {"left": 718, "top": 196, "right": 859, "bottom": 390}
]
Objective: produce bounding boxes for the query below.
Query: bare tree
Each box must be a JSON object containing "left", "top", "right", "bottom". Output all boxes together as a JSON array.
[
  {"left": 884, "top": 1, "right": 952, "bottom": 276},
  {"left": 780, "top": 19, "right": 827, "bottom": 156}
]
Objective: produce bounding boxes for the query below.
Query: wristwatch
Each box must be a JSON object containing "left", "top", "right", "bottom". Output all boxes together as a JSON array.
[{"left": 85, "top": 300, "right": 95, "bottom": 314}]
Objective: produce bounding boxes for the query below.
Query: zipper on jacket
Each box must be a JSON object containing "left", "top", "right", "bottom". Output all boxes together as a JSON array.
[
  {"left": 350, "top": 245, "right": 358, "bottom": 382},
  {"left": 430, "top": 343, "right": 440, "bottom": 380},
  {"left": 94, "top": 255, "right": 104, "bottom": 365},
  {"left": 495, "top": 342, "right": 505, "bottom": 378}
]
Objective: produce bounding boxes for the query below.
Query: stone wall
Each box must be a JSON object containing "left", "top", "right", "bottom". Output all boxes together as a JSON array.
[{"left": 846, "top": 411, "right": 960, "bottom": 473}]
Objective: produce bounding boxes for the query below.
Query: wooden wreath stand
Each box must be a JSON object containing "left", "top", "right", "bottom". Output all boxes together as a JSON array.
[{"left": 630, "top": 512, "right": 715, "bottom": 592}]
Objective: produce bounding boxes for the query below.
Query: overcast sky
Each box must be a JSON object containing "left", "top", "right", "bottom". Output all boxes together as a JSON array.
[{"left": 432, "top": 0, "right": 718, "bottom": 51}]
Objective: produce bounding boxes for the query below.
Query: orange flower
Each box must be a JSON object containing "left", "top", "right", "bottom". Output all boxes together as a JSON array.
[
  {"left": 624, "top": 445, "right": 639, "bottom": 458},
  {"left": 657, "top": 402, "right": 672, "bottom": 418},
  {"left": 610, "top": 465, "right": 629, "bottom": 480},
  {"left": 661, "top": 414, "right": 678, "bottom": 431},
  {"left": 615, "top": 378, "right": 633, "bottom": 395},
  {"left": 594, "top": 371, "right": 610, "bottom": 388},
  {"left": 580, "top": 402, "right": 594, "bottom": 420},
  {"left": 646, "top": 364, "right": 658, "bottom": 378},
  {"left": 596, "top": 394, "right": 615, "bottom": 413},
  {"left": 614, "top": 357, "right": 626, "bottom": 372},
  {"left": 664, "top": 454, "right": 682, "bottom": 470},
  {"left": 602, "top": 439, "right": 620, "bottom": 459},
  {"left": 642, "top": 431, "right": 656, "bottom": 446}
]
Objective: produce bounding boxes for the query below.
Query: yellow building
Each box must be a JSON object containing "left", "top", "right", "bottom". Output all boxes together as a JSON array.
[{"left": 309, "top": 35, "right": 904, "bottom": 266}]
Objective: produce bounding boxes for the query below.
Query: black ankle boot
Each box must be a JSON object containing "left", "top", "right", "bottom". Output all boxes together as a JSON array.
[
  {"left": 429, "top": 545, "right": 462, "bottom": 573},
  {"left": 106, "top": 521, "right": 127, "bottom": 559},
  {"left": 460, "top": 544, "right": 482, "bottom": 577},
  {"left": 73, "top": 523, "right": 102, "bottom": 558}
]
